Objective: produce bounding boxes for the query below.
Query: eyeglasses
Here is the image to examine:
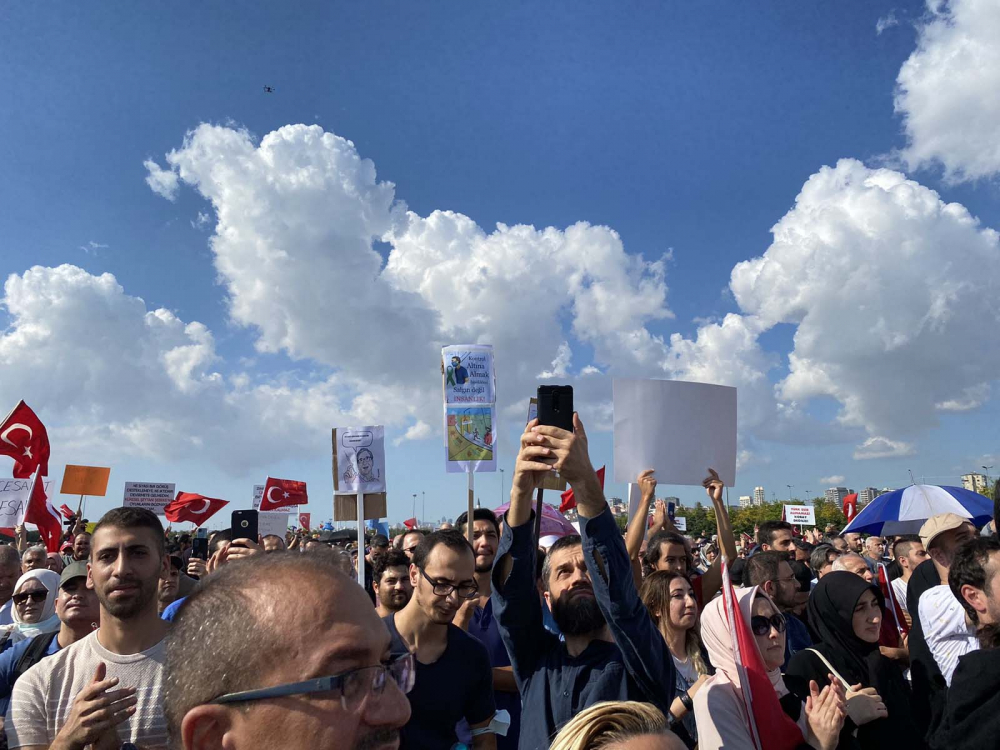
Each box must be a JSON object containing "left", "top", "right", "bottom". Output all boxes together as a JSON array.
[
  {"left": 750, "top": 613, "right": 786, "bottom": 637},
  {"left": 419, "top": 568, "right": 477, "bottom": 599},
  {"left": 12, "top": 591, "right": 47, "bottom": 605},
  {"left": 212, "top": 652, "right": 414, "bottom": 711}
]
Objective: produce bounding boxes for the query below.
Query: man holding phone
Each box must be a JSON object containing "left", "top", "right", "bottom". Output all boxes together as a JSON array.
[{"left": 492, "top": 410, "right": 675, "bottom": 750}]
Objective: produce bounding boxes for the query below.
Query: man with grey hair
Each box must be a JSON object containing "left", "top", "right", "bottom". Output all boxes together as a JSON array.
[
  {"left": 164, "top": 552, "right": 412, "bottom": 750},
  {"left": 809, "top": 543, "right": 841, "bottom": 581},
  {"left": 20, "top": 546, "right": 46, "bottom": 575},
  {"left": 831, "top": 552, "right": 875, "bottom": 582},
  {"left": 0, "top": 546, "right": 20, "bottom": 625}
]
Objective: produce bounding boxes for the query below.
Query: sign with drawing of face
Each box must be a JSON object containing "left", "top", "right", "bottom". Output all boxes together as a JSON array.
[{"left": 334, "top": 426, "right": 386, "bottom": 494}]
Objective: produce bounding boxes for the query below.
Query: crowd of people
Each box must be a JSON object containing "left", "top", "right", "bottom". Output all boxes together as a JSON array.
[{"left": 0, "top": 411, "right": 997, "bottom": 749}]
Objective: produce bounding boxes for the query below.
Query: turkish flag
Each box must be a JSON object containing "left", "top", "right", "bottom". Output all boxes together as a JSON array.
[
  {"left": 877, "top": 562, "right": 909, "bottom": 638},
  {"left": 721, "top": 560, "right": 805, "bottom": 750},
  {"left": 298, "top": 513, "right": 311, "bottom": 530},
  {"left": 165, "top": 492, "right": 228, "bottom": 525},
  {"left": 0, "top": 401, "right": 50, "bottom": 479},
  {"left": 559, "top": 466, "right": 605, "bottom": 513},
  {"left": 842, "top": 493, "right": 859, "bottom": 523},
  {"left": 403, "top": 517, "right": 417, "bottom": 530},
  {"left": 260, "top": 477, "right": 308, "bottom": 511},
  {"left": 59, "top": 504, "right": 75, "bottom": 520},
  {"left": 25, "top": 467, "right": 62, "bottom": 552}
]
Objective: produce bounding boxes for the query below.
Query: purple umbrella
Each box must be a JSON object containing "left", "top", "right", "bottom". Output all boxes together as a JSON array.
[{"left": 493, "top": 501, "right": 577, "bottom": 538}]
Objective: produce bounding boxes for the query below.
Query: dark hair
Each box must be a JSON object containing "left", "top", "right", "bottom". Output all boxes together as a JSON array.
[
  {"left": 757, "top": 521, "right": 793, "bottom": 547},
  {"left": 949, "top": 537, "right": 1000, "bottom": 623},
  {"left": 743, "top": 551, "right": 787, "bottom": 588},
  {"left": 809, "top": 543, "right": 838, "bottom": 572},
  {"left": 373, "top": 548, "right": 409, "bottom": 583},
  {"left": 645, "top": 531, "right": 694, "bottom": 572},
  {"left": 540, "top": 535, "right": 582, "bottom": 591},
  {"left": 208, "top": 529, "right": 232, "bottom": 555},
  {"left": 892, "top": 534, "right": 922, "bottom": 560},
  {"left": 978, "top": 622, "right": 1000, "bottom": 650},
  {"left": 371, "top": 534, "right": 389, "bottom": 548},
  {"left": 455, "top": 508, "right": 500, "bottom": 538},
  {"left": 402, "top": 529, "right": 428, "bottom": 543},
  {"left": 993, "top": 479, "right": 1000, "bottom": 529},
  {"left": 92, "top": 507, "right": 165, "bottom": 558},
  {"left": 411, "top": 529, "right": 474, "bottom": 571},
  {"left": 164, "top": 552, "right": 353, "bottom": 743},
  {"left": 792, "top": 538, "right": 814, "bottom": 554}
]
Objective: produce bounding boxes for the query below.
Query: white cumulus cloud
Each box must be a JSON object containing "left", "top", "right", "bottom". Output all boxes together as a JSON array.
[
  {"left": 854, "top": 436, "right": 916, "bottom": 460},
  {"left": 894, "top": 0, "right": 1000, "bottom": 181},
  {"left": 820, "top": 475, "right": 846, "bottom": 485},
  {"left": 143, "top": 159, "right": 180, "bottom": 200}
]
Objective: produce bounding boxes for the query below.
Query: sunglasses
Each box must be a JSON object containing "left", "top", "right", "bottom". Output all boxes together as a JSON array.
[
  {"left": 13, "top": 591, "right": 47, "bottom": 605},
  {"left": 750, "top": 613, "right": 786, "bottom": 637}
]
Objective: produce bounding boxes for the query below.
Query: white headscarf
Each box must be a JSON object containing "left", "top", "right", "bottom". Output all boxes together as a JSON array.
[{"left": 7, "top": 569, "right": 61, "bottom": 642}]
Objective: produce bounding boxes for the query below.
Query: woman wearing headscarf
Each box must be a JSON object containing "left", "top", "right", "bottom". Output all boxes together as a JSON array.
[
  {"left": 785, "top": 571, "right": 926, "bottom": 749},
  {"left": 0, "top": 569, "right": 61, "bottom": 651},
  {"left": 695, "top": 585, "right": 846, "bottom": 750}
]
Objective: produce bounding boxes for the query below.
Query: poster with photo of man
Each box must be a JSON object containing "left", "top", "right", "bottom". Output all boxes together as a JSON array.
[{"left": 334, "top": 426, "right": 386, "bottom": 494}]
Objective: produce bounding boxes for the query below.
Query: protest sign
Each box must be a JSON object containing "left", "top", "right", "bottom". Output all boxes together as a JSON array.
[
  {"left": 674, "top": 516, "right": 688, "bottom": 532},
  {"left": 445, "top": 406, "right": 496, "bottom": 472},
  {"left": 123, "top": 482, "right": 175, "bottom": 515},
  {"left": 257, "top": 512, "right": 288, "bottom": 539},
  {"left": 612, "top": 378, "right": 737, "bottom": 487},
  {"left": 0, "top": 478, "right": 31, "bottom": 528},
  {"left": 442, "top": 345, "right": 495, "bottom": 404},
  {"left": 60, "top": 465, "right": 111, "bottom": 496},
  {"left": 783, "top": 504, "right": 816, "bottom": 526},
  {"left": 334, "top": 494, "right": 387, "bottom": 521},
  {"left": 333, "top": 426, "right": 386, "bottom": 494}
]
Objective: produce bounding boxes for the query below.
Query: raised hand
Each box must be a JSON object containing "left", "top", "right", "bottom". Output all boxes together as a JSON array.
[
  {"left": 637, "top": 469, "right": 657, "bottom": 500},
  {"left": 702, "top": 468, "right": 724, "bottom": 505},
  {"left": 805, "top": 677, "right": 846, "bottom": 750},
  {"left": 52, "top": 663, "right": 137, "bottom": 750}
]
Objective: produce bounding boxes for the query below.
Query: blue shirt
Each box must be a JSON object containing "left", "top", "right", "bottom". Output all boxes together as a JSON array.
[
  {"left": 492, "top": 505, "right": 675, "bottom": 750},
  {"left": 0, "top": 633, "right": 61, "bottom": 714},
  {"left": 783, "top": 612, "right": 813, "bottom": 671}
]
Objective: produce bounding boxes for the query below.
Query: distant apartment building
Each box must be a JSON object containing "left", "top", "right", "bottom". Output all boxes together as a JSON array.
[
  {"left": 825, "top": 486, "right": 852, "bottom": 504},
  {"left": 739, "top": 495, "right": 752, "bottom": 508},
  {"left": 962, "top": 473, "right": 988, "bottom": 493},
  {"left": 859, "top": 487, "right": 880, "bottom": 506},
  {"left": 753, "top": 486, "right": 765, "bottom": 506}
]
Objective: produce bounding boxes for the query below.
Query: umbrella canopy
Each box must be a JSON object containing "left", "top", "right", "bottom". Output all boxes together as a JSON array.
[
  {"left": 493, "top": 501, "right": 578, "bottom": 538},
  {"left": 841, "top": 484, "right": 993, "bottom": 536}
]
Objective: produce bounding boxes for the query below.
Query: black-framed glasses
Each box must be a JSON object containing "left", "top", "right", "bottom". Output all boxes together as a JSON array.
[
  {"left": 750, "top": 613, "right": 786, "bottom": 637},
  {"left": 212, "top": 652, "right": 414, "bottom": 711},
  {"left": 12, "top": 591, "right": 47, "bottom": 605},
  {"left": 419, "top": 568, "right": 477, "bottom": 599}
]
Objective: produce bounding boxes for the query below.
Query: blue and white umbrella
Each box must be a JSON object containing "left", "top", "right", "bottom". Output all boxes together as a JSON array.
[{"left": 841, "top": 484, "right": 993, "bottom": 536}]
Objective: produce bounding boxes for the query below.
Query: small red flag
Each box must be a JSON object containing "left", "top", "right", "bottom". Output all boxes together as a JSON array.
[
  {"left": 0, "top": 401, "right": 50, "bottom": 479},
  {"left": 25, "top": 467, "right": 62, "bottom": 552},
  {"left": 165, "top": 492, "right": 228, "bottom": 525},
  {"left": 403, "top": 517, "right": 417, "bottom": 530},
  {"left": 59, "top": 504, "right": 75, "bottom": 520},
  {"left": 842, "top": 493, "right": 859, "bottom": 523},
  {"left": 559, "top": 466, "right": 605, "bottom": 513},
  {"left": 721, "top": 561, "right": 805, "bottom": 750},
  {"left": 259, "top": 476, "right": 308, "bottom": 511},
  {"left": 298, "top": 513, "right": 311, "bottom": 530},
  {"left": 877, "top": 562, "right": 909, "bottom": 638}
]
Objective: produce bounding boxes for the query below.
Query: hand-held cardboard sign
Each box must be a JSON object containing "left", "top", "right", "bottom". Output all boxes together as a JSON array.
[
  {"left": 332, "top": 427, "right": 387, "bottom": 521},
  {"left": 613, "top": 378, "right": 737, "bottom": 487},
  {"left": 442, "top": 345, "right": 497, "bottom": 474},
  {"left": 782, "top": 505, "right": 816, "bottom": 526},
  {"left": 60, "top": 465, "right": 111, "bottom": 497},
  {"left": 123, "top": 482, "right": 175, "bottom": 516}
]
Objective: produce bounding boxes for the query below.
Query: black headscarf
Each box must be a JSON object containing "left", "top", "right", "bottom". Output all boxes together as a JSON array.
[{"left": 808, "top": 571, "right": 884, "bottom": 686}]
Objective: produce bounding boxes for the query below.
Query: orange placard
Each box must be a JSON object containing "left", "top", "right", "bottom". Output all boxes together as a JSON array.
[{"left": 60, "top": 465, "right": 111, "bottom": 496}]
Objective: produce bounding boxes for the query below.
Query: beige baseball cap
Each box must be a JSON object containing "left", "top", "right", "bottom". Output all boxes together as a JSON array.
[{"left": 919, "top": 512, "right": 971, "bottom": 550}]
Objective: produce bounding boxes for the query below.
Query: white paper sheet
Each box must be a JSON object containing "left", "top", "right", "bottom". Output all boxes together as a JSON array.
[{"left": 613, "top": 378, "right": 737, "bottom": 486}]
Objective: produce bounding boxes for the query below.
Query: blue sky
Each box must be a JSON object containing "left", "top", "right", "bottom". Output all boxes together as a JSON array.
[{"left": 2, "top": 1, "right": 999, "bottom": 527}]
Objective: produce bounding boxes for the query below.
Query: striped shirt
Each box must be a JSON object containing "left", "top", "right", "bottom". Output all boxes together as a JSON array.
[
  {"left": 918, "top": 584, "right": 979, "bottom": 686},
  {"left": 4, "top": 630, "right": 168, "bottom": 749}
]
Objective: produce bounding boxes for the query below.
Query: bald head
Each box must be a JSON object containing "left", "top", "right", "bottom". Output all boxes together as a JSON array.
[{"left": 164, "top": 553, "right": 380, "bottom": 742}]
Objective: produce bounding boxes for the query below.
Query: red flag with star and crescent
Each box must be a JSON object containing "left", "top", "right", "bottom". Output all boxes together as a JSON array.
[
  {"left": 0, "top": 401, "right": 50, "bottom": 479},
  {"left": 842, "top": 493, "right": 859, "bottom": 523},
  {"left": 25, "top": 467, "right": 62, "bottom": 552},
  {"left": 559, "top": 466, "right": 605, "bottom": 513},
  {"left": 165, "top": 492, "right": 229, "bottom": 526},
  {"left": 260, "top": 477, "right": 308, "bottom": 511}
]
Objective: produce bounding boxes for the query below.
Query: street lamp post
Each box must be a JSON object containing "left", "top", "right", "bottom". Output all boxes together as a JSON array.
[
  {"left": 786, "top": 484, "right": 793, "bottom": 502},
  {"left": 500, "top": 468, "right": 505, "bottom": 504},
  {"left": 412, "top": 493, "right": 417, "bottom": 525}
]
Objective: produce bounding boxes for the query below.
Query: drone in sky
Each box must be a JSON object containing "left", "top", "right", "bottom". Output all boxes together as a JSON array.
[{"left": 263, "top": 86, "right": 275, "bottom": 93}]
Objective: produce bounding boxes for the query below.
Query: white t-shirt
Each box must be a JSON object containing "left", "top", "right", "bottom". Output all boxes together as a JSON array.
[
  {"left": 891, "top": 576, "right": 909, "bottom": 613},
  {"left": 5, "top": 630, "right": 168, "bottom": 749},
  {"left": 918, "top": 584, "right": 979, "bottom": 686}
]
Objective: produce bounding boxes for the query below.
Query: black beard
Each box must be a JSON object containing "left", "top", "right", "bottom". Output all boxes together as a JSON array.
[
  {"left": 551, "top": 590, "right": 606, "bottom": 636},
  {"left": 98, "top": 578, "right": 158, "bottom": 620}
]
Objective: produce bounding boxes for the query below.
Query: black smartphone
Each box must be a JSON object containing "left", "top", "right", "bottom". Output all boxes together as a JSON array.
[
  {"left": 536, "top": 385, "right": 574, "bottom": 431},
  {"left": 192, "top": 537, "right": 209, "bottom": 560},
  {"left": 230, "top": 510, "right": 258, "bottom": 546}
]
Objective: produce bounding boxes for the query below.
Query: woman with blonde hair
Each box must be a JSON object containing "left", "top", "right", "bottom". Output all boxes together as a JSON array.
[
  {"left": 548, "top": 701, "right": 685, "bottom": 750},
  {"left": 639, "top": 571, "right": 712, "bottom": 747}
]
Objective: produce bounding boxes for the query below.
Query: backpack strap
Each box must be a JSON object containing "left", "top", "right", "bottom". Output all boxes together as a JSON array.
[
  {"left": 804, "top": 647, "right": 852, "bottom": 690},
  {"left": 13, "top": 632, "right": 59, "bottom": 682}
]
